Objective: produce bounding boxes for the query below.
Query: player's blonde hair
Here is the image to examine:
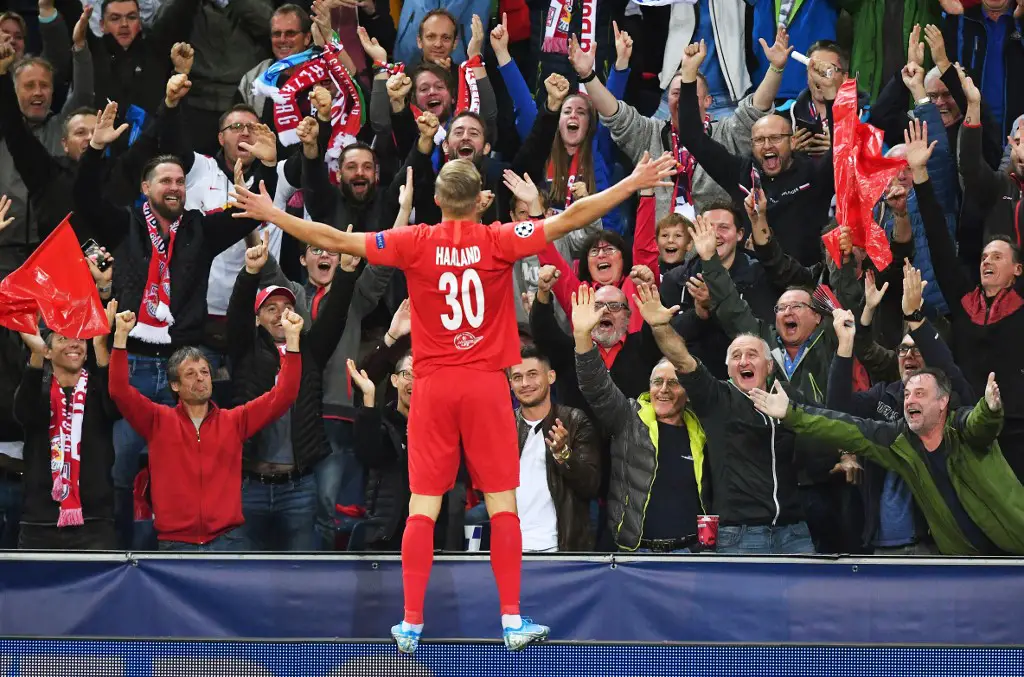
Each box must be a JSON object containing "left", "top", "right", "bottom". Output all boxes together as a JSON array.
[{"left": 435, "top": 159, "right": 482, "bottom": 217}]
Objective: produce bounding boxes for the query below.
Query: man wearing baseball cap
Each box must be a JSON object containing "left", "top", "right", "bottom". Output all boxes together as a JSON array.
[{"left": 226, "top": 233, "right": 359, "bottom": 550}]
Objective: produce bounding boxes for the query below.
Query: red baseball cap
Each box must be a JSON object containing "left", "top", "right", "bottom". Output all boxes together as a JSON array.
[{"left": 254, "top": 285, "right": 296, "bottom": 312}]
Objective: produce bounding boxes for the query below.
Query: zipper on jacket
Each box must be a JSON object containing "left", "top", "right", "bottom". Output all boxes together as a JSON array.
[
  {"left": 708, "top": 2, "right": 737, "bottom": 103},
  {"left": 758, "top": 411, "right": 781, "bottom": 526}
]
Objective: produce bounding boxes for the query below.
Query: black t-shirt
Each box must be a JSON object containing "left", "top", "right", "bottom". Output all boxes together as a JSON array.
[
  {"left": 642, "top": 422, "right": 700, "bottom": 540},
  {"left": 919, "top": 440, "right": 1000, "bottom": 554}
]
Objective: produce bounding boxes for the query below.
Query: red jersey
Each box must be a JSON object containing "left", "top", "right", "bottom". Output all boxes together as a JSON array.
[{"left": 364, "top": 219, "right": 547, "bottom": 377}]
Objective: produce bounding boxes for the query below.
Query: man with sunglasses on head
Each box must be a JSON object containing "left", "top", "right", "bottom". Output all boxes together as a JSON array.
[{"left": 828, "top": 262, "right": 975, "bottom": 555}]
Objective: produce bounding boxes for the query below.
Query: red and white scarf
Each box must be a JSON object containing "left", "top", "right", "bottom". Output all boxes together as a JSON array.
[
  {"left": 563, "top": 151, "right": 581, "bottom": 209},
  {"left": 132, "top": 202, "right": 178, "bottom": 345},
  {"left": 254, "top": 42, "right": 365, "bottom": 174},
  {"left": 48, "top": 370, "right": 88, "bottom": 528},
  {"left": 411, "top": 55, "right": 482, "bottom": 150},
  {"left": 542, "top": 0, "right": 574, "bottom": 54},
  {"left": 669, "top": 114, "right": 710, "bottom": 217}
]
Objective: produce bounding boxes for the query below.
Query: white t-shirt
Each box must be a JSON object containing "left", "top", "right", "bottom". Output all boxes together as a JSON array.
[{"left": 516, "top": 419, "right": 559, "bottom": 553}]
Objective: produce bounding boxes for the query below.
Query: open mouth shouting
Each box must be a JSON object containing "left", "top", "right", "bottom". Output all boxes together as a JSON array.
[
  {"left": 905, "top": 404, "right": 923, "bottom": 424},
  {"left": 455, "top": 142, "right": 476, "bottom": 159},
  {"left": 426, "top": 97, "right": 445, "bottom": 115},
  {"left": 780, "top": 319, "right": 799, "bottom": 337},
  {"left": 762, "top": 151, "right": 781, "bottom": 173},
  {"left": 349, "top": 178, "right": 370, "bottom": 195},
  {"left": 981, "top": 265, "right": 995, "bottom": 282},
  {"left": 735, "top": 366, "right": 759, "bottom": 390}
]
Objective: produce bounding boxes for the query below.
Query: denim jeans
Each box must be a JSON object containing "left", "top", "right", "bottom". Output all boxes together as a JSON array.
[
  {"left": 158, "top": 526, "right": 246, "bottom": 552},
  {"left": 113, "top": 354, "right": 174, "bottom": 550},
  {"left": 0, "top": 476, "right": 21, "bottom": 549},
  {"left": 323, "top": 419, "right": 365, "bottom": 539},
  {"left": 240, "top": 473, "right": 318, "bottom": 551},
  {"left": 716, "top": 522, "right": 816, "bottom": 555}
]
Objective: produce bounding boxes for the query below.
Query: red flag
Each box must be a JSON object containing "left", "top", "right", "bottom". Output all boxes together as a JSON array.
[
  {"left": 823, "top": 78, "right": 907, "bottom": 271},
  {"left": 0, "top": 216, "right": 108, "bottom": 339}
]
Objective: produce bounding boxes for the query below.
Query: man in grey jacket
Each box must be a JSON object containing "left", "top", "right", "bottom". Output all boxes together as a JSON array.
[
  {"left": 568, "top": 27, "right": 792, "bottom": 221},
  {"left": 236, "top": 4, "right": 312, "bottom": 127},
  {"left": 0, "top": 13, "right": 93, "bottom": 278},
  {"left": 572, "top": 285, "right": 709, "bottom": 553}
]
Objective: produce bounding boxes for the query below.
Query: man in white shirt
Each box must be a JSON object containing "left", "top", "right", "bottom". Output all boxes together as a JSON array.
[{"left": 508, "top": 345, "right": 601, "bottom": 552}]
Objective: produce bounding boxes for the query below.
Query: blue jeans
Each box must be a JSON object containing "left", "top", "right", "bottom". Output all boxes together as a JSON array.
[
  {"left": 158, "top": 526, "right": 246, "bottom": 552},
  {"left": 113, "top": 354, "right": 174, "bottom": 550},
  {"left": 240, "top": 473, "right": 318, "bottom": 551},
  {"left": 716, "top": 522, "right": 816, "bottom": 555},
  {"left": 0, "top": 476, "right": 21, "bottom": 549},
  {"left": 323, "top": 419, "right": 365, "bottom": 538}
]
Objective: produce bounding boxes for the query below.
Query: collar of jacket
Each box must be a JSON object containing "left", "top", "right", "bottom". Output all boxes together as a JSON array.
[
  {"left": 636, "top": 394, "right": 707, "bottom": 511},
  {"left": 175, "top": 397, "right": 218, "bottom": 424},
  {"left": 516, "top": 404, "right": 557, "bottom": 435},
  {"left": 101, "top": 32, "right": 146, "bottom": 57}
]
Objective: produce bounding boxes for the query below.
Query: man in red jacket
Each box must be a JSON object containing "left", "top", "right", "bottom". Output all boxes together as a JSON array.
[{"left": 109, "top": 308, "right": 303, "bottom": 551}]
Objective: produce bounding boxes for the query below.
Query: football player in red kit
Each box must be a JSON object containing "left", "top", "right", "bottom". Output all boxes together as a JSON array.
[{"left": 231, "top": 151, "right": 676, "bottom": 652}]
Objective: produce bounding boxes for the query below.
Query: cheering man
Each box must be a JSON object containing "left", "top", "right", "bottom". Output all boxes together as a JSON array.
[{"left": 229, "top": 151, "right": 677, "bottom": 652}]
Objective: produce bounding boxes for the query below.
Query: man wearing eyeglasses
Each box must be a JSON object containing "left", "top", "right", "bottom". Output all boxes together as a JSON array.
[
  {"left": 828, "top": 263, "right": 976, "bottom": 555},
  {"left": 677, "top": 40, "right": 836, "bottom": 267}
]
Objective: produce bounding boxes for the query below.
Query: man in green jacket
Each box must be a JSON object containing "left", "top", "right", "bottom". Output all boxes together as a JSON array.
[{"left": 749, "top": 367, "right": 1024, "bottom": 555}]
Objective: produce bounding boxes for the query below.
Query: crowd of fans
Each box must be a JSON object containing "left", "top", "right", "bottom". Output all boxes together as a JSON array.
[{"left": 0, "top": 0, "right": 1023, "bottom": 556}]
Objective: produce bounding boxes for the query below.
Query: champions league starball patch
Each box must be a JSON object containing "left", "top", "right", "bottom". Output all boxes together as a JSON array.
[{"left": 514, "top": 221, "right": 535, "bottom": 238}]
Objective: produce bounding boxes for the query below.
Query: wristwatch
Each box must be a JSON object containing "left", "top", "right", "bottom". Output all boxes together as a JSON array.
[
  {"left": 903, "top": 309, "right": 924, "bottom": 323},
  {"left": 579, "top": 70, "right": 598, "bottom": 84}
]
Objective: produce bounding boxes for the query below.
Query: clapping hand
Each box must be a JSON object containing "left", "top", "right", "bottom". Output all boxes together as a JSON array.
[
  {"left": 571, "top": 284, "right": 607, "bottom": 340},
  {"left": 985, "top": 372, "right": 1002, "bottom": 412},
  {"left": 633, "top": 282, "right": 678, "bottom": 328},
  {"left": 346, "top": 358, "right": 376, "bottom": 402},
  {"left": 388, "top": 298, "right": 411, "bottom": 339},
  {"left": 545, "top": 419, "right": 571, "bottom": 463},
  {"left": 357, "top": 26, "right": 388, "bottom": 65},
  {"left": 748, "top": 380, "right": 790, "bottom": 419},
  {"left": 689, "top": 214, "right": 718, "bottom": 261},
  {"left": 901, "top": 259, "right": 928, "bottom": 318},
  {"left": 90, "top": 101, "right": 130, "bottom": 149}
]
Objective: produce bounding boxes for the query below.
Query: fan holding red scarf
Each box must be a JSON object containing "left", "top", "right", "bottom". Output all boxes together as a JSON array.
[{"left": 13, "top": 301, "right": 121, "bottom": 550}]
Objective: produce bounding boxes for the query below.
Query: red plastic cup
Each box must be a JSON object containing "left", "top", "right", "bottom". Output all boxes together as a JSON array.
[{"left": 697, "top": 515, "right": 719, "bottom": 550}]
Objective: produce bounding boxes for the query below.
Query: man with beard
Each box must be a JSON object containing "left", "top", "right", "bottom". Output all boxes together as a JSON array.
[
  {"left": 0, "top": 13, "right": 93, "bottom": 278},
  {"left": 299, "top": 114, "right": 406, "bottom": 233},
  {"left": 509, "top": 345, "right": 600, "bottom": 552},
  {"left": 531, "top": 269, "right": 663, "bottom": 421},
  {"left": 73, "top": 102, "right": 269, "bottom": 550},
  {"left": 659, "top": 201, "right": 777, "bottom": 380},
  {"left": 109, "top": 308, "right": 303, "bottom": 551},
  {"left": 13, "top": 302, "right": 120, "bottom": 550},
  {"left": 751, "top": 367, "right": 1024, "bottom": 556},
  {"left": 404, "top": 74, "right": 564, "bottom": 226},
  {"left": 677, "top": 41, "right": 836, "bottom": 266},
  {"left": 573, "top": 288, "right": 703, "bottom": 553},
  {"left": 634, "top": 284, "right": 814, "bottom": 554},
  {"left": 828, "top": 264, "right": 976, "bottom": 555}
]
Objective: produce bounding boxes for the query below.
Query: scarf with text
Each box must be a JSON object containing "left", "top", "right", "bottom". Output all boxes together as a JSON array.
[
  {"left": 253, "top": 42, "right": 365, "bottom": 169},
  {"left": 48, "top": 369, "right": 88, "bottom": 527},
  {"left": 132, "top": 203, "right": 178, "bottom": 344},
  {"left": 543, "top": 0, "right": 574, "bottom": 54}
]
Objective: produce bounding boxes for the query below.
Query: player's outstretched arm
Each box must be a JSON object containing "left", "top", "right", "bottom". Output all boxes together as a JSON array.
[
  {"left": 541, "top": 152, "right": 676, "bottom": 242},
  {"left": 231, "top": 180, "right": 367, "bottom": 258}
]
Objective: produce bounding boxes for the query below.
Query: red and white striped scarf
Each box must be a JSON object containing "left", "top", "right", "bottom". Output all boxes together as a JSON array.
[{"left": 48, "top": 369, "right": 88, "bottom": 527}]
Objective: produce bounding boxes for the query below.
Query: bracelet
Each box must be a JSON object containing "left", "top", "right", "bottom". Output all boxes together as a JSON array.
[
  {"left": 768, "top": 64, "right": 785, "bottom": 74},
  {"left": 385, "top": 331, "right": 397, "bottom": 342},
  {"left": 578, "top": 70, "right": 598, "bottom": 84},
  {"left": 553, "top": 445, "right": 571, "bottom": 462}
]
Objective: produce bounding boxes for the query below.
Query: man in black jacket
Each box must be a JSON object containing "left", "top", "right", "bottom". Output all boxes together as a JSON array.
[
  {"left": 14, "top": 303, "right": 120, "bottom": 549},
  {"left": 677, "top": 41, "right": 836, "bottom": 266},
  {"left": 227, "top": 232, "right": 357, "bottom": 551},
  {"left": 634, "top": 284, "right": 815, "bottom": 554},
  {"left": 73, "top": 101, "right": 264, "bottom": 549}
]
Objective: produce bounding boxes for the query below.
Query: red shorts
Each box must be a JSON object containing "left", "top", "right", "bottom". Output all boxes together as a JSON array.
[{"left": 406, "top": 366, "right": 519, "bottom": 495}]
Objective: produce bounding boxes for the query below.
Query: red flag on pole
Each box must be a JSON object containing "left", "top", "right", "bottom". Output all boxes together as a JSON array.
[
  {"left": 0, "top": 216, "right": 109, "bottom": 339},
  {"left": 822, "top": 78, "right": 907, "bottom": 271}
]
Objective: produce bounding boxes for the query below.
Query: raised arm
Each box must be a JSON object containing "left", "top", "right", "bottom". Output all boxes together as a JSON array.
[
  {"left": 632, "top": 282, "right": 698, "bottom": 374},
  {"left": 959, "top": 376, "right": 1004, "bottom": 452},
  {"left": 955, "top": 66, "right": 1006, "bottom": 212},
  {"left": 230, "top": 181, "right": 367, "bottom": 258},
  {"left": 109, "top": 313, "right": 162, "bottom": 439},
  {"left": 74, "top": 102, "right": 132, "bottom": 247},
  {"left": 692, "top": 216, "right": 764, "bottom": 339},
  {"left": 236, "top": 311, "right": 303, "bottom": 439},
  {"left": 539, "top": 152, "right": 677, "bottom": 242}
]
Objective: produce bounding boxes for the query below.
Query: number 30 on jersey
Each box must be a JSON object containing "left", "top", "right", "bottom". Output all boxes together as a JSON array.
[{"left": 439, "top": 270, "right": 485, "bottom": 330}]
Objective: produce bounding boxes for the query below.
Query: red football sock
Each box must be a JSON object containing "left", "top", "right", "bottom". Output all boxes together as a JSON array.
[
  {"left": 488, "top": 511, "right": 522, "bottom": 616},
  {"left": 401, "top": 514, "right": 436, "bottom": 625}
]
